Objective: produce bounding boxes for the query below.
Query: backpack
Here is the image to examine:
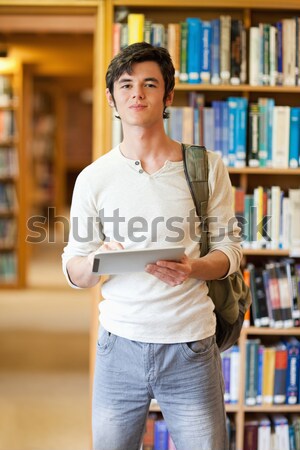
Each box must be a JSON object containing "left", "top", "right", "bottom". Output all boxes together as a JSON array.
[{"left": 182, "top": 143, "right": 252, "bottom": 352}]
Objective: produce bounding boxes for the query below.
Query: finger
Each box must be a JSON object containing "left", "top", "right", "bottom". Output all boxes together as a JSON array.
[{"left": 156, "top": 260, "right": 189, "bottom": 274}]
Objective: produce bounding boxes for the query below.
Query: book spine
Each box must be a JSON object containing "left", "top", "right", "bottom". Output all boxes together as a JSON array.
[
  {"left": 187, "top": 18, "right": 202, "bottom": 83},
  {"left": 289, "top": 107, "right": 300, "bottom": 168},
  {"left": 200, "top": 21, "right": 211, "bottom": 83},
  {"left": 127, "top": 13, "right": 145, "bottom": 45},
  {"left": 179, "top": 22, "right": 188, "bottom": 83},
  {"left": 211, "top": 18, "right": 221, "bottom": 85}
]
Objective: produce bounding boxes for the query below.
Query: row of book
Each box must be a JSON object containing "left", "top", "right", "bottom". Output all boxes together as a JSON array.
[
  {"left": 233, "top": 187, "right": 300, "bottom": 251},
  {"left": 0, "top": 252, "right": 17, "bottom": 282},
  {"left": 244, "top": 414, "right": 300, "bottom": 450},
  {"left": 245, "top": 338, "right": 300, "bottom": 407},
  {"left": 165, "top": 95, "right": 300, "bottom": 168},
  {"left": 0, "top": 110, "right": 17, "bottom": 141},
  {"left": 221, "top": 345, "right": 240, "bottom": 404},
  {"left": 142, "top": 414, "right": 176, "bottom": 450},
  {"left": 141, "top": 413, "right": 236, "bottom": 449},
  {"left": 249, "top": 19, "right": 300, "bottom": 87},
  {"left": 114, "top": 14, "right": 300, "bottom": 86},
  {"left": 0, "top": 218, "right": 17, "bottom": 248},
  {"left": 0, "top": 147, "right": 18, "bottom": 178},
  {"left": 247, "top": 259, "right": 300, "bottom": 329},
  {"left": 0, "top": 76, "right": 14, "bottom": 107},
  {"left": 0, "top": 182, "right": 18, "bottom": 212}
]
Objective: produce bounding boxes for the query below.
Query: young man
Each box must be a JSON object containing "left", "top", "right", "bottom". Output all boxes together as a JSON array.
[{"left": 62, "top": 42, "right": 242, "bottom": 450}]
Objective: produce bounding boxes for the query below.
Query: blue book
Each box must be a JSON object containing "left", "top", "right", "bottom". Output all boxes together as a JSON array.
[
  {"left": 221, "top": 101, "right": 229, "bottom": 166},
  {"left": 285, "top": 338, "right": 300, "bottom": 405},
  {"left": 212, "top": 100, "right": 223, "bottom": 158},
  {"left": 154, "top": 420, "right": 169, "bottom": 450},
  {"left": 187, "top": 18, "right": 202, "bottom": 83},
  {"left": 276, "top": 21, "right": 283, "bottom": 85},
  {"left": 266, "top": 98, "right": 275, "bottom": 167},
  {"left": 289, "top": 107, "right": 300, "bottom": 168},
  {"left": 211, "top": 19, "right": 220, "bottom": 85},
  {"left": 256, "top": 344, "right": 264, "bottom": 405},
  {"left": 258, "top": 98, "right": 268, "bottom": 167},
  {"left": 227, "top": 97, "right": 239, "bottom": 167},
  {"left": 168, "top": 107, "right": 183, "bottom": 141},
  {"left": 236, "top": 97, "right": 248, "bottom": 167},
  {"left": 200, "top": 20, "right": 211, "bottom": 83},
  {"left": 221, "top": 349, "right": 231, "bottom": 403}
]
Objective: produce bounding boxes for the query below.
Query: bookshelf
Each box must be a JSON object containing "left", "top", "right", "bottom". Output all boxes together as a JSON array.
[
  {"left": 0, "top": 60, "right": 26, "bottom": 288},
  {"left": 96, "top": 1, "right": 300, "bottom": 449}
]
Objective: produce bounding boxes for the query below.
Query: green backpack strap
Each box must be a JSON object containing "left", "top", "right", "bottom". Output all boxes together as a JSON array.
[{"left": 182, "top": 143, "right": 209, "bottom": 257}]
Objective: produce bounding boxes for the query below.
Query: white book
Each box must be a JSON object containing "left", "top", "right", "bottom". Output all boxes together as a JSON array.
[
  {"left": 289, "top": 189, "right": 300, "bottom": 255},
  {"left": 283, "top": 18, "right": 296, "bottom": 86},
  {"left": 272, "top": 106, "right": 290, "bottom": 168},
  {"left": 203, "top": 107, "right": 215, "bottom": 151},
  {"left": 229, "top": 346, "right": 240, "bottom": 404},
  {"left": 280, "top": 197, "right": 290, "bottom": 250},
  {"left": 270, "top": 186, "right": 281, "bottom": 249},
  {"left": 257, "top": 415, "right": 271, "bottom": 450},
  {"left": 269, "top": 26, "right": 277, "bottom": 86},
  {"left": 249, "top": 27, "right": 260, "bottom": 86}
]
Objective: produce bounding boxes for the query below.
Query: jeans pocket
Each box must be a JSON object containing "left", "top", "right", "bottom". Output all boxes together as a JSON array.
[
  {"left": 180, "top": 335, "right": 215, "bottom": 360},
  {"left": 97, "top": 327, "right": 117, "bottom": 355}
]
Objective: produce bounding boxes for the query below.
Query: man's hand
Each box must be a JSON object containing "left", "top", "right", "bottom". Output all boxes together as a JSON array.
[
  {"left": 145, "top": 254, "right": 192, "bottom": 286},
  {"left": 87, "top": 241, "right": 124, "bottom": 268}
]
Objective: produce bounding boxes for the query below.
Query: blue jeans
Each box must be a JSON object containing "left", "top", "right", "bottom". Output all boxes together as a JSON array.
[{"left": 92, "top": 328, "right": 228, "bottom": 450}]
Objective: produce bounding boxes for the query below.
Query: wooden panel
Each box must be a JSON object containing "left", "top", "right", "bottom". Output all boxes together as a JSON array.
[{"left": 0, "top": 14, "right": 96, "bottom": 33}]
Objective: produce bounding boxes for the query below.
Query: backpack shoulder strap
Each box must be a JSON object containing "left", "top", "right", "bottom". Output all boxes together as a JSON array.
[{"left": 182, "top": 143, "right": 209, "bottom": 257}]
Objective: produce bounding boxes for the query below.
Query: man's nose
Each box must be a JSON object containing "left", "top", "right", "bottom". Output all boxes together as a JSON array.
[{"left": 132, "top": 86, "right": 145, "bottom": 99}]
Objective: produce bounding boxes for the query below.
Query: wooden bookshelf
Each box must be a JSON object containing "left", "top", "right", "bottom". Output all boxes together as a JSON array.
[
  {"left": 0, "top": 63, "right": 26, "bottom": 288},
  {"left": 96, "top": 1, "right": 300, "bottom": 449}
]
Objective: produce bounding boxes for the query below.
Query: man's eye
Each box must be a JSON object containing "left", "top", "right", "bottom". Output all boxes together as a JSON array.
[
  {"left": 145, "top": 83, "right": 156, "bottom": 88},
  {"left": 121, "top": 84, "right": 131, "bottom": 89}
]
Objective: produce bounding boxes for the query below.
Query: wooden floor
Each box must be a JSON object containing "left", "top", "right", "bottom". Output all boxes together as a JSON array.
[{"left": 0, "top": 240, "right": 93, "bottom": 450}]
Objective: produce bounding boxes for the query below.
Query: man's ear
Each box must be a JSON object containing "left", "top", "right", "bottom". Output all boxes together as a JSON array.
[
  {"left": 165, "top": 90, "right": 174, "bottom": 107},
  {"left": 106, "top": 88, "right": 115, "bottom": 108}
]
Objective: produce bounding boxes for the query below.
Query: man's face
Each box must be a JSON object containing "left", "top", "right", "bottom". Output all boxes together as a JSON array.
[{"left": 106, "top": 61, "right": 173, "bottom": 128}]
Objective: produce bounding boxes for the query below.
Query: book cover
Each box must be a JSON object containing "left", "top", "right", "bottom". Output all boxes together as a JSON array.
[
  {"left": 230, "top": 19, "right": 242, "bottom": 85},
  {"left": 200, "top": 21, "right": 211, "bottom": 83},
  {"left": 211, "top": 18, "right": 220, "bottom": 85},
  {"left": 286, "top": 338, "right": 300, "bottom": 405},
  {"left": 262, "top": 346, "right": 275, "bottom": 405},
  {"left": 154, "top": 420, "right": 169, "bottom": 450},
  {"left": 272, "top": 106, "right": 291, "bottom": 168},
  {"left": 187, "top": 18, "right": 202, "bottom": 83},
  {"left": 128, "top": 13, "right": 145, "bottom": 45},
  {"left": 275, "top": 262, "right": 293, "bottom": 328},
  {"left": 244, "top": 419, "right": 259, "bottom": 450},
  {"left": 221, "top": 349, "right": 231, "bottom": 403},
  {"left": 284, "top": 258, "right": 300, "bottom": 327},
  {"left": 220, "top": 15, "right": 231, "bottom": 84},
  {"left": 289, "top": 107, "right": 300, "bottom": 168},
  {"left": 274, "top": 342, "right": 288, "bottom": 404},
  {"left": 264, "top": 262, "right": 283, "bottom": 327},
  {"left": 245, "top": 339, "right": 260, "bottom": 406},
  {"left": 257, "top": 414, "right": 271, "bottom": 450},
  {"left": 248, "top": 103, "right": 260, "bottom": 167},
  {"left": 179, "top": 22, "right": 188, "bottom": 83},
  {"left": 230, "top": 345, "right": 240, "bottom": 404},
  {"left": 272, "top": 415, "right": 290, "bottom": 449},
  {"left": 249, "top": 27, "right": 260, "bottom": 86},
  {"left": 249, "top": 265, "right": 270, "bottom": 327}
]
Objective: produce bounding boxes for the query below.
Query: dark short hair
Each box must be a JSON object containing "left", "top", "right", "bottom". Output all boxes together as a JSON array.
[{"left": 106, "top": 42, "right": 175, "bottom": 119}]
